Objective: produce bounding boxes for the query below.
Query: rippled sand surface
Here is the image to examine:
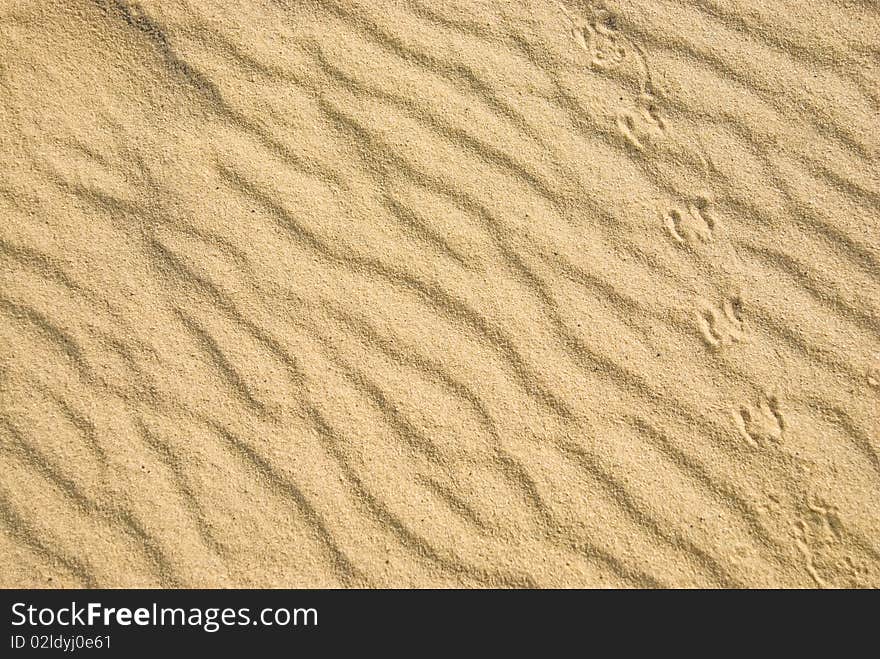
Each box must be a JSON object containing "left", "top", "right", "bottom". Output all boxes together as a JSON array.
[{"left": 1, "top": 0, "right": 878, "bottom": 588}]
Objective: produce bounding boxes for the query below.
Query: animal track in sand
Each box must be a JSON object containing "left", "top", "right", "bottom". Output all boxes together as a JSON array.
[
  {"left": 867, "top": 360, "right": 879, "bottom": 389},
  {"left": 616, "top": 84, "right": 668, "bottom": 152},
  {"left": 665, "top": 197, "right": 715, "bottom": 246},
  {"left": 616, "top": 109, "right": 664, "bottom": 151},
  {"left": 735, "top": 394, "right": 784, "bottom": 447},
  {"left": 558, "top": 2, "right": 668, "bottom": 151},
  {"left": 559, "top": 1, "right": 627, "bottom": 70},
  {"left": 697, "top": 295, "right": 746, "bottom": 348},
  {"left": 794, "top": 498, "right": 871, "bottom": 588},
  {"left": 570, "top": 12, "right": 627, "bottom": 70}
]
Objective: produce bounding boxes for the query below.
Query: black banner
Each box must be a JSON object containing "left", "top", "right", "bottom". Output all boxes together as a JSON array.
[{"left": 0, "top": 588, "right": 870, "bottom": 653}]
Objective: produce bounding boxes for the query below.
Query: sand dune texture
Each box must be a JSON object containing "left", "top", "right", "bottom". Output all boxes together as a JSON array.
[{"left": 0, "top": 0, "right": 878, "bottom": 588}]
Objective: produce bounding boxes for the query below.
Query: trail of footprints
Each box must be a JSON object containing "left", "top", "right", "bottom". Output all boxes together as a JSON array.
[
  {"left": 559, "top": 1, "right": 876, "bottom": 586},
  {"left": 559, "top": 1, "right": 667, "bottom": 152}
]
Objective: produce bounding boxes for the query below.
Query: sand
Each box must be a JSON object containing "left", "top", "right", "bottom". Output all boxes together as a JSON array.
[{"left": 0, "top": 0, "right": 877, "bottom": 589}]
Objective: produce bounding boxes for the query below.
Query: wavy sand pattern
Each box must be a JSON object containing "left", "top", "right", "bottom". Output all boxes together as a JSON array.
[{"left": 0, "top": 0, "right": 878, "bottom": 588}]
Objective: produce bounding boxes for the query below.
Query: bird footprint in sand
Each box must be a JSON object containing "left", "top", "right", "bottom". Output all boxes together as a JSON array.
[
  {"left": 735, "top": 394, "right": 784, "bottom": 447},
  {"left": 697, "top": 295, "right": 746, "bottom": 348},
  {"left": 570, "top": 11, "right": 627, "bottom": 70},
  {"left": 665, "top": 197, "right": 715, "bottom": 246},
  {"left": 867, "top": 359, "right": 879, "bottom": 389},
  {"left": 559, "top": 1, "right": 628, "bottom": 69},
  {"left": 794, "top": 498, "right": 871, "bottom": 588},
  {"left": 617, "top": 91, "right": 666, "bottom": 151}
]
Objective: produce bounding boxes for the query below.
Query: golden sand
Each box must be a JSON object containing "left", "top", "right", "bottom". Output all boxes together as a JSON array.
[{"left": 0, "top": 0, "right": 878, "bottom": 588}]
